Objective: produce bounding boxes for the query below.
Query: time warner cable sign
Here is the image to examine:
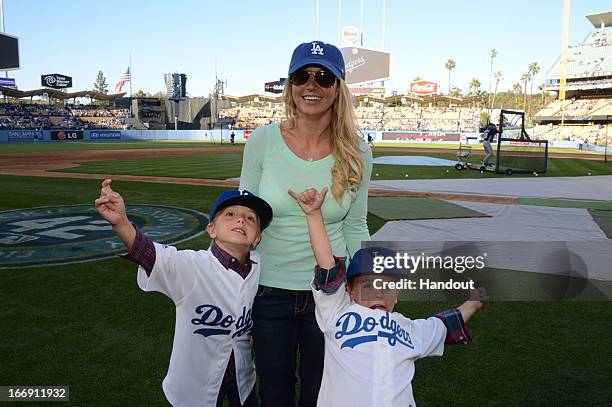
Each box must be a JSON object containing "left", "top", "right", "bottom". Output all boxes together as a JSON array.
[{"left": 41, "top": 73, "right": 72, "bottom": 89}]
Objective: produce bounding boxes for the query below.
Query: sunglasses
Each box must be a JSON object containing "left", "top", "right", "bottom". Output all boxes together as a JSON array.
[{"left": 290, "top": 69, "right": 337, "bottom": 88}]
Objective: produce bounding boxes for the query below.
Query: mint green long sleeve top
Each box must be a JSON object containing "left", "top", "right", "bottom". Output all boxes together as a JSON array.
[{"left": 239, "top": 123, "right": 372, "bottom": 290}]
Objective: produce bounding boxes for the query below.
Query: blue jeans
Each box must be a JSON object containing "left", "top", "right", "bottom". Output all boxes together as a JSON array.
[
  {"left": 216, "top": 381, "right": 258, "bottom": 407},
  {"left": 252, "top": 285, "right": 324, "bottom": 407}
]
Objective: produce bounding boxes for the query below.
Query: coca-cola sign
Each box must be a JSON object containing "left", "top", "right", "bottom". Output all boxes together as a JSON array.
[{"left": 409, "top": 81, "right": 438, "bottom": 95}]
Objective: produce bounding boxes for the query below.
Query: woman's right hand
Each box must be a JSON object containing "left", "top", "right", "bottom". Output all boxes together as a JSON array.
[{"left": 288, "top": 187, "right": 328, "bottom": 216}]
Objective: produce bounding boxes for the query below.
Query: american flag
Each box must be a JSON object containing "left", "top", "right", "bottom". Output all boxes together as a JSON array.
[{"left": 114, "top": 67, "right": 130, "bottom": 93}]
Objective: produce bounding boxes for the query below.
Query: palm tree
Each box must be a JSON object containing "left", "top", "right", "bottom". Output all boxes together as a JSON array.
[
  {"left": 527, "top": 62, "right": 540, "bottom": 116},
  {"left": 513, "top": 83, "right": 522, "bottom": 108},
  {"left": 491, "top": 71, "right": 503, "bottom": 109},
  {"left": 521, "top": 72, "right": 531, "bottom": 110},
  {"left": 469, "top": 78, "right": 481, "bottom": 96},
  {"left": 488, "top": 49, "right": 498, "bottom": 111},
  {"left": 445, "top": 58, "right": 456, "bottom": 94}
]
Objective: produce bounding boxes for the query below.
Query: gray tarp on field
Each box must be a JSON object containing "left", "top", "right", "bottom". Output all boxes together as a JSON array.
[
  {"left": 372, "top": 201, "right": 611, "bottom": 281},
  {"left": 370, "top": 175, "right": 612, "bottom": 201},
  {"left": 372, "top": 156, "right": 458, "bottom": 166}
]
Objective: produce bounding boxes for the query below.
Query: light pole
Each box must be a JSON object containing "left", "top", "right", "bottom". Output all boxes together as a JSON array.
[
  {"left": 1, "top": 0, "right": 8, "bottom": 78},
  {"left": 605, "top": 117, "right": 609, "bottom": 163}
]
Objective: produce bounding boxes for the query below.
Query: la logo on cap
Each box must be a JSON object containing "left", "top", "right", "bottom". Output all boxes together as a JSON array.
[{"left": 310, "top": 42, "right": 324, "bottom": 55}]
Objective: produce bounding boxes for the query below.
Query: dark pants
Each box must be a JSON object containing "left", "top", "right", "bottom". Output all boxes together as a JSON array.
[
  {"left": 216, "top": 381, "right": 258, "bottom": 407},
  {"left": 252, "top": 285, "right": 324, "bottom": 407}
]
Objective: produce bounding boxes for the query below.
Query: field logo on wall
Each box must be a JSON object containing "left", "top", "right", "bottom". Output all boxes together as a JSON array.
[{"left": 0, "top": 205, "right": 209, "bottom": 269}]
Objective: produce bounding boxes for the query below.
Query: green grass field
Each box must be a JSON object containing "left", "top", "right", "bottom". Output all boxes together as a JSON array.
[
  {"left": 52, "top": 147, "right": 612, "bottom": 180},
  {"left": 1, "top": 142, "right": 611, "bottom": 406}
]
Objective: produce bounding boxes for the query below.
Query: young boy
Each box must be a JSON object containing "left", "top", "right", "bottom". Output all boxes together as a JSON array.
[
  {"left": 95, "top": 179, "right": 272, "bottom": 407},
  {"left": 289, "top": 187, "right": 484, "bottom": 407}
]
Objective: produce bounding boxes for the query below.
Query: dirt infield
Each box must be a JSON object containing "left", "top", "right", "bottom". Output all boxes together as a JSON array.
[{"left": 0, "top": 146, "right": 574, "bottom": 205}]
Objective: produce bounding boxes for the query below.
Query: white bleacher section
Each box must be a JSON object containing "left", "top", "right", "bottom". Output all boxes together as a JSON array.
[
  {"left": 546, "top": 27, "right": 612, "bottom": 80},
  {"left": 220, "top": 101, "right": 483, "bottom": 132},
  {"left": 531, "top": 123, "right": 610, "bottom": 146}
]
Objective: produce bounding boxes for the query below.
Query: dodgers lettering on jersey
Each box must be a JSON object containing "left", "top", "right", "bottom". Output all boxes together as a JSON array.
[
  {"left": 335, "top": 311, "right": 414, "bottom": 349},
  {"left": 192, "top": 304, "right": 253, "bottom": 338},
  {"left": 312, "top": 285, "right": 447, "bottom": 407},
  {"left": 137, "top": 243, "right": 260, "bottom": 407}
]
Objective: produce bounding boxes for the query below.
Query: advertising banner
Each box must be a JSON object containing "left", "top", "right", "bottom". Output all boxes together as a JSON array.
[
  {"left": 340, "top": 46, "right": 390, "bottom": 86},
  {"left": 264, "top": 78, "right": 287, "bottom": 94},
  {"left": 89, "top": 130, "right": 121, "bottom": 140},
  {"left": 51, "top": 130, "right": 83, "bottom": 141},
  {"left": 7, "top": 130, "right": 42, "bottom": 142},
  {"left": 382, "top": 132, "right": 461, "bottom": 142},
  {"left": 409, "top": 81, "right": 438, "bottom": 95},
  {"left": 41, "top": 73, "right": 73, "bottom": 89}
]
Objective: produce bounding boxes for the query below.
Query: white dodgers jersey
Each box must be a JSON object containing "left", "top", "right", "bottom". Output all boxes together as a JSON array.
[
  {"left": 312, "top": 284, "right": 447, "bottom": 407},
  {"left": 137, "top": 243, "right": 259, "bottom": 407}
]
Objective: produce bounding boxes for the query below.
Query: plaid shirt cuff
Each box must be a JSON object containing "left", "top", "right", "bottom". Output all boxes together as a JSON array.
[
  {"left": 120, "top": 225, "right": 156, "bottom": 276},
  {"left": 313, "top": 256, "right": 346, "bottom": 294},
  {"left": 434, "top": 308, "right": 471, "bottom": 345}
]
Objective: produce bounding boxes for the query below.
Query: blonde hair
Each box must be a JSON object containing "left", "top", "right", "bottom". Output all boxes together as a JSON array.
[{"left": 283, "top": 79, "right": 363, "bottom": 203}]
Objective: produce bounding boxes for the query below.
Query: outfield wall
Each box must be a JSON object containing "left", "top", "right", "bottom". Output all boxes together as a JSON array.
[{"left": 0, "top": 129, "right": 607, "bottom": 152}]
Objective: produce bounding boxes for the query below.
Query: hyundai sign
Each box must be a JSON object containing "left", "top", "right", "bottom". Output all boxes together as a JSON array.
[{"left": 41, "top": 73, "right": 73, "bottom": 89}]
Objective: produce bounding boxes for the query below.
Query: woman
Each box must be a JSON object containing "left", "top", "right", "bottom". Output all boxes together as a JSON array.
[{"left": 239, "top": 40, "right": 372, "bottom": 407}]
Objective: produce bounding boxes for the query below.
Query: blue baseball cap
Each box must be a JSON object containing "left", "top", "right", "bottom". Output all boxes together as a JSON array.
[
  {"left": 347, "top": 247, "right": 405, "bottom": 280},
  {"left": 209, "top": 189, "right": 273, "bottom": 231},
  {"left": 289, "top": 41, "right": 346, "bottom": 80}
]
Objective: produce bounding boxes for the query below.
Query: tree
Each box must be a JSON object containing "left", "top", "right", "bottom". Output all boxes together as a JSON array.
[
  {"left": 521, "top": 72, "right": 531, "bottom": 110},
  {"left": 445, "top": 58, "right": 456, "bottom": 94},
  {"left": 469, "top": 78, "right": 481, "bottom": 96},
  {"left": 491, "top": 70, "right": 503, "bottom": 109},
  {"left": 528, "top": 62, "right": 540, "bottom": 116},
  {"left": 93, "top": 71, "right": 108, "bottom": 95},
  {"left": 133, "top": 89, "right": 148, "bottom": 98},
  {"left": 513, "top": 82, "right": 522, "bottom": 107},
  {"left": 488, "top": 49, "right": 498, "bottom": 111}
]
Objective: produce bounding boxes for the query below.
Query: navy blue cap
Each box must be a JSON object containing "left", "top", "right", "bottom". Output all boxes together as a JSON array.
[
  {"left": 209, "top": 189, "right": 273, "bottom": 231},
  {"left": 347, "top": 247, "right": 405, "bottom": 280},
  {"left": 289, "top": 41, "right": 346, "bottom": 80}
]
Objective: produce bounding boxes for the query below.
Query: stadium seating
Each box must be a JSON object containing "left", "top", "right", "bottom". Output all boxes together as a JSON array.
[
  {"left": 0, "top": 103, "right": 129, "bottom": 130},
  {"left": 218, "top": 101, "right": 483, "bottom": 132}
]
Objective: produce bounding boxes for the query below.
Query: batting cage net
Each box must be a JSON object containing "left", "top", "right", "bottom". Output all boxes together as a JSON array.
[{"left": 495, "top": 110, "right": 548, "bottom": 174}]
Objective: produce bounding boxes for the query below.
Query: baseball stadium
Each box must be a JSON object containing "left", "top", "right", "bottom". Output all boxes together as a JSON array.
[{"left": 1, "top": 1, "right": 611, "bottom": 406}]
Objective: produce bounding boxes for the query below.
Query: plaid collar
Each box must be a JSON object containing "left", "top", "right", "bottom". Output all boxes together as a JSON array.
[{"left": 210, "top": 241, "right": 255, "bottom": 279}]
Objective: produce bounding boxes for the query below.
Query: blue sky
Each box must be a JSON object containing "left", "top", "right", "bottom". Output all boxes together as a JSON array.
[{"left": 3, "top": 0, "right": 611, "bottom": 97}]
